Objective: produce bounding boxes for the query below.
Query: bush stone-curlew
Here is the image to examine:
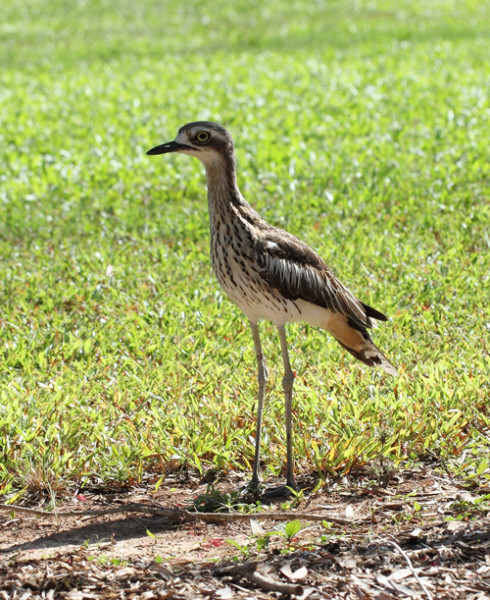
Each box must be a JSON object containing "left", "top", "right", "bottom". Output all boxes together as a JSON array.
[{"left": 147, "top": 121, "right": 397, "bottom": 493}]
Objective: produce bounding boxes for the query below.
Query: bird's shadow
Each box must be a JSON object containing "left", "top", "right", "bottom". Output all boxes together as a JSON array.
[
  {"left": 1, "top": 513, "right": 175, "bottom": 556},
  {"left": 1, "top": 476, "right": 321, "bottom": 556}
]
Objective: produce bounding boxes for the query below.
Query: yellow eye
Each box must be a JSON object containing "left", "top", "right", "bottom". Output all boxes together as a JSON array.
[{"left": 196, "top": 131, "right": 210, "bottom": 143}]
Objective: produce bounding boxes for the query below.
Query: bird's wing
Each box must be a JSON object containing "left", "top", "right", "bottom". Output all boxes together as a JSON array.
[{"left": 255, "top": 227, "right": 379, "bottom": 330}]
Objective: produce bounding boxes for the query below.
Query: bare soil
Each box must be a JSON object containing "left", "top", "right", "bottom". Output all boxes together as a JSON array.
[{"left": 1, "top": 466, "right": 489, "bottom": 599}]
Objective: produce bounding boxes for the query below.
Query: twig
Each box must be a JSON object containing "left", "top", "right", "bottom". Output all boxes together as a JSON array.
[
  {"left": 0, "top": 503, "right": 164, "bottom": 519},
  {"left": 215, "top": 560, "right": 303, "bottom": 596},
  {"left": 0, "top": 502, "right": 359, "bottom": 526},
  {"left": 387, "top": 540, "right": 434, "bottom": 600},
  {"left": 180, "top": 509, "right": 357, "bottom": 525}
]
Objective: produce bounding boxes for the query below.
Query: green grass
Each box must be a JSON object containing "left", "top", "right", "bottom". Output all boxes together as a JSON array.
[{"left": 1, "top": 0, "right": 489, "bottom": 499}]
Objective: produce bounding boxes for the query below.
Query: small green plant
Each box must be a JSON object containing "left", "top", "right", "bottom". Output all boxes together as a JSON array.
[
  {"left": 225, "top": 519, "right": 305, "bottom": 558},
  {"left": 448, "top": 493, "right": 490, "bottom": 521},
  {"left": 193, "top": 485, "right": 242, "bottom": 512},
  {"left": 192, "top": 485, "right": 261, "bottom": 513},
  {"left": 280, "top": 487, "right": 306, "bottom": 510},
  {"left": 284, "top": 519, "right": 303, "bottom": 543},
  {"left": 225, "top": 539, "right": 251, "bottom": 559}
]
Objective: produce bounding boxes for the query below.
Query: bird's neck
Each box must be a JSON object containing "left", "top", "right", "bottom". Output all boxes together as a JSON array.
[{"left": 204, "top": 153, "right": 258, "bottom": 226}]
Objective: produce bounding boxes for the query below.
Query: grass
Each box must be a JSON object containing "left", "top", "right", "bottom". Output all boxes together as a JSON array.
[{"left": 0, "top": 0, "right": 489, "bottom": 499}]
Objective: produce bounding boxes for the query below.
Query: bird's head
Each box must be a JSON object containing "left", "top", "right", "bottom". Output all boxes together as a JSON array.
[{"left": 146, "top": 121, "right": 234, "bottom": 169}]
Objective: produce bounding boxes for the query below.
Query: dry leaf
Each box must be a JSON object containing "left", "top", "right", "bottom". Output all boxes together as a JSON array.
[
  {"left": 280, "top": 563, "right": 308, "bottom": 581},
  {"left": 215, "top": 586, "right": 233, "bottom": 599},
  {"left": 250, "top": 518, "right": 265, "bottom": 535},
  {"left": 296, "top": 586, "right": 315, "bottom": 600},
  {"left": 390, "top": 567, "right": 412, "bottom": 581},
  {"left": 446, "top": 521, "right": 465, "bottom": 532}
]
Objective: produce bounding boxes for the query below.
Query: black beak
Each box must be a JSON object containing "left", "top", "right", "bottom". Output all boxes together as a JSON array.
[{"left": 146, "top": 140, "right": 192, "bottom": 155}]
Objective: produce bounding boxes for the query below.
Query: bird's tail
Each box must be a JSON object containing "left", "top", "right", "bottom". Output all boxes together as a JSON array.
[
  {"left": 337, "top": 337, "right": 398, "bottom": 376},
  {"left": 326, "top": 313, "right": 398, "bottom": 376}
]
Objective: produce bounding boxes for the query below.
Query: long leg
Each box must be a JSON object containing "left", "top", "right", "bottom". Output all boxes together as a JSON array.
[
  {"left": 277, "top": 324, "right": 296, "bottom": 489},
  {"left": 249, "top": 320, "right": 268, "bottom": 488}
]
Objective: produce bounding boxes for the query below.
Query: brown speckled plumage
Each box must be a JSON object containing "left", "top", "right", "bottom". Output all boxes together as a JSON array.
[{"left": 147, "top": 122, "right": 397, "bottom": 492}]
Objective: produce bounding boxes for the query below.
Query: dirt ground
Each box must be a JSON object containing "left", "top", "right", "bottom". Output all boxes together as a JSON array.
[{"left": 1, "top": 466, "right": 489, "bottom": 599}]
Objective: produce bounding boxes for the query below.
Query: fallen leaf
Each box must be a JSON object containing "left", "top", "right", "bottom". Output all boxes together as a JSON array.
[
  {"left": 215, "top": 586, "right": 233, "bottom": 599},
  {"left": 296, "top": 586, "right": 315, "bottom": 600},
  {"left": 390, "top": 567, "right": 412, "bottom": 581},
  {"left": 280, "top": 563, "right": 308, "bottom": 581},
  {"left": 250, "top": 518, "right": 265, "bottom": 535},
  {"left": 376, "top": 574, "right": 417, "bottom": 597},
  {"left": 446, "top": 521, "right": 465, "bottom": 532}
]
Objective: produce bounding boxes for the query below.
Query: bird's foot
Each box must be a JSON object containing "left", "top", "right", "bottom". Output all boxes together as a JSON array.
[
  {"left": 240, "top": 479, "right": 300, "bottom": 501},
  {"left": 240, "top": 479, "right": 264, "bottom": 500},
  {"left": 261, "top": 481, "right": 299, "bottom": 500}
]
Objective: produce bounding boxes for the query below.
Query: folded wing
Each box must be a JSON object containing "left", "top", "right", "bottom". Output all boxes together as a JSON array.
[{"left": 255, "top": 227, "right": 386, "bottom": 332}]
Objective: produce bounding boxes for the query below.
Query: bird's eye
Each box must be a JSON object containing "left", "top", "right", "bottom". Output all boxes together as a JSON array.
[{"left": 196, "top": 131, "right": 210, "bottom": 144}]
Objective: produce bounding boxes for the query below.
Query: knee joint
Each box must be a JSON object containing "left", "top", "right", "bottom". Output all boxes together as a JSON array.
[
  {"left": 258, "top": 359, "right": 269, "bottom": 384},
  {"left": 282, "top": 370, "right": 294, "bottom": 392}
]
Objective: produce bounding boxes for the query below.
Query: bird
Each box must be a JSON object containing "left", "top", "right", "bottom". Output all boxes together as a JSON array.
[{"left": 147, "top": 121, "right": 397, "bottom": 494}]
